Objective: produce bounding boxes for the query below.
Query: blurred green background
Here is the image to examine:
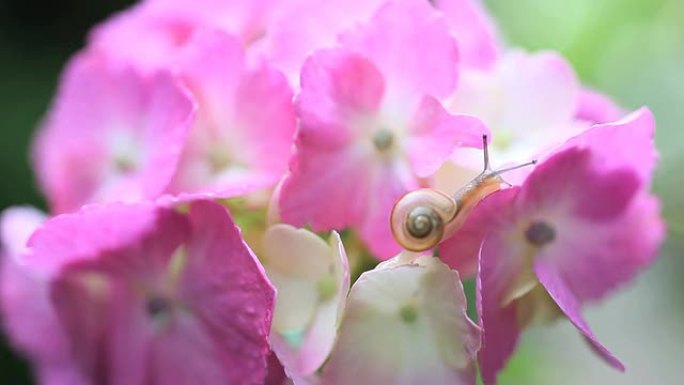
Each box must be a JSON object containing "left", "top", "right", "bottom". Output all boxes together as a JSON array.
[{"left": 0, "top": 0, "right": 681, "bottom": 383}]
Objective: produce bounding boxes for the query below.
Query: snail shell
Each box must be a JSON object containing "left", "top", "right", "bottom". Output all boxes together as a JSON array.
[{"left": 390, "top": 189, "right": 459, "bottom": 252}]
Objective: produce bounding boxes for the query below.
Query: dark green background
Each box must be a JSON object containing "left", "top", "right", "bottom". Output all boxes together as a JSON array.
[{"left": 0, "top": 1, "right": 134, "bottom": 382}]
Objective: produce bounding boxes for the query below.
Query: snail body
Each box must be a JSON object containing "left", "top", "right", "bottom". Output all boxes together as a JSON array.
[
  {"left": 390, "top": 171, "right": 503, "bottom": 252},
  {"left": 390, "top": 135, "right": 535, "bottom": 252}
]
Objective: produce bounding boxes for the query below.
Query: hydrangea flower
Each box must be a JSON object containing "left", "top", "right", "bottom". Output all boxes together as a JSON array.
[
  {"left": 89, "top": 0, "right": 278, "bottom": 72},
  {"left": 33, "top": 53, "right": 195, "bottom": 214},
  {"left": 261, "top": 225, "right": 349, "bottom": 382},
  {"left": 167, "top": 30, "right": 296, "bottom": 197},
  {"left": 278, "top": 0, "right": 488, "bottom": 259},
  {"left": 446, "top": 50, "right": 585, "bottom": 170},
  {"left": 429, "top": 0, "right": 502, "bottom": 69},
  {"left": 439, "top": 109, "right": 664, "bottom": 384},
  {"left": 0, "top": 207, "right": 88, "bottom": 385},
  {"left": 21, "top": 200, "right": 275, "bottom": 385},
  {"left": 322, "top": 253, "right": 481, "bottom": 385}
]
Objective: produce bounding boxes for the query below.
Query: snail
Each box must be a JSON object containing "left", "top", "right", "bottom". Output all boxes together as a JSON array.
[{"left": 390, "top": 135, "right": 536, "bottom": 252}]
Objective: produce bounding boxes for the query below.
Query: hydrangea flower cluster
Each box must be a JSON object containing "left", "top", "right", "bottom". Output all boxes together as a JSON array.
[{"left": 0, "top": 1, "right": 664, "bottom": 384}]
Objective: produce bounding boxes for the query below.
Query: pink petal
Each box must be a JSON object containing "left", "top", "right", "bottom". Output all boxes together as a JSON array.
[
  {"left": 533, "top": 261, "right": 625, "bottom": 371},
  {"left": 33, "top": 53, "right": 195, "bottom": 214},
  {"left": 340, "top": 0, "right": 459, "bottom": 106},
  {"left": 90, "top": 0, "right": 277, "bottom": 71},
  {"left": 297, "top": 49, "right": 385, "bottom": 141},
  {"left": 280, "top": 48, "right": 408, "bottom": 258},
  {"left": 431, "top": 0, "right": 501, "bottom": 69},
  {"left": 26, "top": 202, "right": 166, "bottom": 277},
  {"left": 407, "top": 96, "right": 487, "bottom": 177},
  {"left": 575, "top": 88, "right": 624, "bottom": 124},
  {"left": 249, "top": 0, "right": 386, "bottom": 83},
  {"left": 170, "top": 30, "right": 296, "bottom": 197}
]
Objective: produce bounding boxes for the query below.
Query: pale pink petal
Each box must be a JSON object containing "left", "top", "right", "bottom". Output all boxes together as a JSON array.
[
  {"left": 340, "top": 0, "right": 459, "bottom": 106},
  {"left": 534, "top": 261, "right": 625, "bottom": 371},
  {"left": 323, "top": 258, "right": 479, "bottom": 385},
  {"left": 265, "top": 228, "right": 349, "bottom": 377},
  {"left": 449, "top": 50, "right": 582, "bottom": 170},
  {"left": 431, "top": 0, "right": 501, "bottom": 69},
  {"left": 0, "top": 207, "right": 77, "bottom": 376},
  {"left": 0, "top": 206, "right": 46, "bottom": 255},
  {"left": 406, "top": 96, "right": 487, "bottom": 177},
  {"left": 576, "top": 88, "right": 624, "bottom": 124}
]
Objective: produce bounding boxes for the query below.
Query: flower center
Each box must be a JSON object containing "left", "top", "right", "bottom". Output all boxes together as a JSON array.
[
  {"left": 146, "top": 295, "right": 173, "bottom": 318},
  {"left": 317, "top": 276, "right": 338, "bottom": 302},
  {"left": 208, "top": 145, "right": 233, "bottom": 174},
  {"left": 113, "top": 154, "right": 137, "bottom": 173},
  {"left": 372, "top": 128, "right": 394, "bottom": 152},
  {"left": 399, "top": 302, "right": 418, "bottom": 324},
  {"left": 525, "top": 221, "right": 556, "bottom": 246}
]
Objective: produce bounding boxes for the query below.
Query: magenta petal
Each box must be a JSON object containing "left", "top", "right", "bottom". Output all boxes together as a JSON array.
[
  {"left": 520, "top": 147, "right": 640, "bottom": 221},
  {"left": 536, "top": 193, "right": 664, "bottom": 303},
  {"left": 30, "top": 200, "right": 274, "bottom": 384},
  {"left": 407, "top": 96, "right": 488, "bottom": 177},
  {"left": 477, "top": 231, "right": 524, "bottom": 385},
  {"left": 438, "top": 187, "right": 519, "bottom": 278},
  {"left": 555, "top": 107, "right": 656, "bottom": 185},
  {"left": 534, "top": 261, "right": 625, "bottom": 371},
  {"left": 180, "top": 200, "right": 276, "bottom": 384}
]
